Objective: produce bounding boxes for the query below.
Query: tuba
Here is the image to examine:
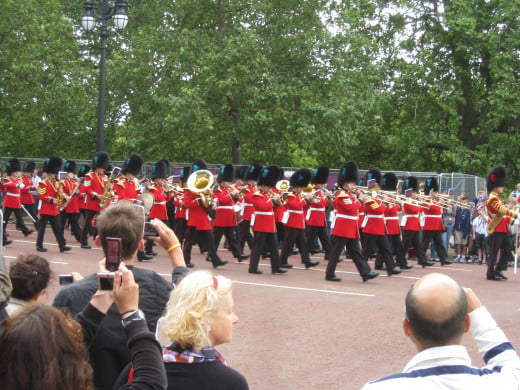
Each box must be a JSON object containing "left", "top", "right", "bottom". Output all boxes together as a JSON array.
[
  {"left": 187, "top": 170, "right": 216, "bottom": 216},
  {"left": 275, "top": 179, "right": 290, "bottom": 192}
]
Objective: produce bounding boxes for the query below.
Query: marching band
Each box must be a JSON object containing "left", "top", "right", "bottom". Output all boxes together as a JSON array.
[{"left": 1, "top": 153, "right": 518, "bottom": 282}]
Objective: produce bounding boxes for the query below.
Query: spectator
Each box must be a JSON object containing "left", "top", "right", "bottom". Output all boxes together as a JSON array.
[
  {"left": 509, "top": 183, "right": 520, "bottom": 201},
  {"left": 453, "top": 195, "right": 472, "bottom": 262},
  {"left": 0, "top": 264, "right": 167, "bottom": 390},
  {"left": 53, "top": 200, "right": 188, "bottom": 390},
  {"left": 6, "top": 254, "right": 50, "bottom": 316},
  {"left": 362, "top": 273, "right": 520, "bottom": 389},
  {"left": 0, "top": 255, "right": 12, "bottom": 332},
  {"left": 471, "top": 205, "right": 488, "bottom": 265}
]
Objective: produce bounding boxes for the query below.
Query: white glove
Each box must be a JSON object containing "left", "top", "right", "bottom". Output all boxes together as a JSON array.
[{"left": 18, "top": 183, "right": 25, "bottom": 189}]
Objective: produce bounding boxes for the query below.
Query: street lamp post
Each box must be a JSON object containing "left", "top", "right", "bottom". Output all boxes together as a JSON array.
[{"left": 81, "top": 0, "right": 128, "bottom": 153}]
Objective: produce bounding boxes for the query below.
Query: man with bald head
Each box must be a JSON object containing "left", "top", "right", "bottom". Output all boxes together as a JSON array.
[{"left": 363, "top": 273, "right": 520, "bottom": 389}]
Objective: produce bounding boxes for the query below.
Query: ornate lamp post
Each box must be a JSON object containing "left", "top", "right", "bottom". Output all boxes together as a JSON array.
[{"left": 81, "top": 0, "right": 128, "bottom": 152}]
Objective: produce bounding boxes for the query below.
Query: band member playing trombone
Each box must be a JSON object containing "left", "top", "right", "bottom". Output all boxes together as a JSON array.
[
  {"left": 36, "top": 156, "right": 71, "bottom": 253},
  {"left": 306, "top": 166, "right": 332, "bottom": 260},
  {"left": 401, "top": 176, "right": 434, "bottom": 268},
  {"left": 80, "top": 152, "right": 110, "bottom": 249},
  {"left": 326, "top": 161, "right": 379, "bottom": 282},
  {"left": 486, "top": 166, "right": 517, "bottom": 281},
  {"left": 279, "top": 169, "right": 320, "bottom": 269},
  {"left": 361, "top": 169, "right": 402, "bottom": 276},
  {"left": 183, "top": 159, "right": 228, "bottom": 269},
  {"left": 3, "top": 158, "right": 34, "bottom": 244},
  {"left": 212, "top": 164, "right": 249, "bottom": 262},
  {"left": 249, "top": 165, "right": 287, "bottom": 275},
  {"left": 421, "top": 177, "right": 452, "bottom": 266}
]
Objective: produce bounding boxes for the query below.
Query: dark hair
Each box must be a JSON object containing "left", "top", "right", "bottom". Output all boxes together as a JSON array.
[
  {"left": 95, "top": 200, "right": 144, "bottom": 259},
  {"left": 9, "top": 254, "right": 51, "bottom": 301},
  {"left": 405, "top": 285, "right": 467, "bottom": 346},
  {"left": 0, "top": 304, "right": 93, "bottom": 390}
]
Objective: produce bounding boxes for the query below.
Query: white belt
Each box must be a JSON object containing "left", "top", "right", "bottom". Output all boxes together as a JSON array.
[
  {"left": 385, "top": 216, "right": 399, "bottom": 220},
  {"left": 243, "top": 203, "right": 253, "bottom": 207},
  {"left": 154, "top": 201, "right": 166, "bottom": 205},
  {"left": 405, "top": 214, "right": 420, "bottom": 218},
  {"left": 6, "top": 193, "right": 20, "bottom": 197},
  {"left": 287, "top": 210, "right": 303, "bottom": 214},
  {"left": 217, "top": 206, "right": 234, "bottom": 210},
  {"left": 255, "top": 211, "right": 274, "bottom": 216},
  {"left": 424, "top": 215, "right": 442, "bottom": 218},
  {"left": 309, "top": 208, "right": 325, "bottom": 212},
  {"left": 335, "top": 214, "right": 358, "bottom": 220},
  {"left": 366, "top": 215, "right": 384, "bottom": 219}
]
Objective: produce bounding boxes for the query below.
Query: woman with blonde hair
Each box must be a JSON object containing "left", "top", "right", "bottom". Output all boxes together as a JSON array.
[{"left": 157, "top": 270, "right": 248, "bottom": 389}]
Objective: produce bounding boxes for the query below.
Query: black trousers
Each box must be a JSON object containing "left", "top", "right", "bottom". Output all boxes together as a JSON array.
[
  {"left": 280, "top": 226, "right": 311, "bottom": 264},
  {"left": 402, "top": 230, "right": 428, "bottom": 264},
  {"left": 183, "top": 227, "right": 222, "bottom": 266},
  {"left": 174, "top": 218, "right": 187, "bottom": 245},
  {"left": 80, "top": 209, "right": 98, "bottom": 245},
  {"left": 421, "top": 230, "right": 448, "bottom": 262},
  {"left": 21, "top": 203, "right": 40, "bottom": 229},
  {"left": 326, "top": 235, "right": 370, "bottom": 278},
  {"left": 306, "top": 225, "right": 331, "bottom": 257},
  {"left": 383, "top": 234, "right": 407, "bottom": 267},
  {"left": 363, "top": 233, "right": 396, "bottom": 271},
  {"left": 61, "top": 211, "right": 82, "bottom": 242},
  {"left": 37, "top": 214, "right": 66, "bottom": 249},
  {"left": 488, "top": 232, "right": 513, "bottom": 277},
  {"left": 249, "top": 231, "right": 282, "bottom": 272},
  {"left": 238, "top": 219, "right": 254, "bottom": 251},
  {"left": 213, "top": 226, "right": 243, "bottom": 258},
  {"left": 4, "top": 207, "right": 31, "bottom": 235}
]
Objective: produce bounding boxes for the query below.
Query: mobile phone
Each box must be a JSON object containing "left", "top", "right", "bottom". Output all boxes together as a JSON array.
[
  {"left": 58, "top": 171, "right": 68, "bottom": 181},
  {"left": 59, "top": 274, "right": 74, "bottom": 285},
  {"left": 112, "top": 166, "right": 122, "bottom": 176},
  {"left": 143, "top": 221, "right": 159, "bottom": 237},
  {"left": 97, "top": 272, "right": 115, "bottom": 290},
  {"left": 105, "top": 237, "right": 122, "bottom": 272}
]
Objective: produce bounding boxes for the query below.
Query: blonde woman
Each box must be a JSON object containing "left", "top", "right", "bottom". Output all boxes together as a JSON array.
[{"left": 158, "top": 270, "right": 248, "bottom": 390}]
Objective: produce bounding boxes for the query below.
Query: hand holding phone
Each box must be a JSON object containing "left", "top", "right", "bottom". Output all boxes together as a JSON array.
[
  {"left": 144, "top": 221, "right": 159, "bottom": 237},
  {"left": 105, "top": 237, "right": 122, "bottom": 272}
]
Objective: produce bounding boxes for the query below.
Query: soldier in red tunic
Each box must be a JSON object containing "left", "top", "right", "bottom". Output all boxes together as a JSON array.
[
  {"left": 326, "top": 161, "right": 379, "bottom": 282},
  {"left": 212, "top": 164, "right": 249, "bottom": 262},
  {"left": 279, "top": 169, "right": 319, "bottom": 269},
  {"left": 173, "top": 166, "right": 190, "bottom": 248},
  {"left": 59, "top": 160, "right": 82, "bottom": 242},
  {"left": 238, "top": 163, "right": 263, "bottom": 253},
  {"left": 360, "top": 169, "right": 402, "bottom": 276},
  {"left": 36, "top": 156, "right": 71, "bottom": 253},
  {"left": 306, "top": 166, "right": 332, "bottom": 260},
  {"left": 80, "top": 152, "right": 110, "bottom": 249},
  {"left": 249, "top": 165, "right": 287, "bottom": 275},
  {"left": 21, "top": 160, "right": 39, "bottom": 230},
  {"left": 401, "top": 176, "right": 434, "bottom": 268},
  {"left": 421, "top": 177, "right": 452, "bottom": 266},
  {"left": 77, "top": 164, "right": 90, "bottom": 218},
  {"left": 3, "top": 158, "right": 34, "bottom": 243}
]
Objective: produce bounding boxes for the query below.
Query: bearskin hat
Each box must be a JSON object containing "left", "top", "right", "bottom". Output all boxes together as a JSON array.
[
  {"left": 43, "top": 156, "right": 63, "bottom": 175},
  {"left": 258, "top": 165, "right": 281, "bottom": 187},
  {"left": 180, "top": 166, "right": 191, "bottom": 183},
  {"left": 234, "top": 165, "right": 248, "bottom": 181},
  {"left": 92, "top": 152, "right": 110, "bottom": 170},
  {"left": 487, "top": 166, "right": 507, "bottom": 192},
  {"left": 245, "top": 163, "right": 263, "bottom": 182},
  {"left": 311, "top": 166, "right": 329, "bottom": 185},
  {"left": 424, "top": 177, "right": 439, "bottom": 195},
  {"left": 152, "top": 159, "right": 170, "bottom": 180},
  {"left": 64, "top": 160, "right": 77, "bottom": 174},
  {"left": 217, "top": 164, "right": 234, "bottom": 183},
  {"left": 122, "top": 155, "right": 143, "bottom": 177},
  {"left": 381, "top": 172, "right": 398, "bottom": 191},
  {"left": 6, "top": 158, "right": 21, "bottom": 176},
  {"left": 78, "top": 165, "right": 90, "bottom": 179},
  {"left": 404, "top": 176, "right": 419, "bottom": 192},
  {"left": 365, "top": 168, "right": 382, "bottom": 187},
  {"left": 290, "top": 168, "right": 311, "bottom": 188},
  {"left": 192, "top": 159, "right": 208, "bottom": 173},
  {"left": 22, "top": 161, "right": 35, "bottom": 173},
  {"left": 337, "top": 161, "right": 359, "bottom": 187}
]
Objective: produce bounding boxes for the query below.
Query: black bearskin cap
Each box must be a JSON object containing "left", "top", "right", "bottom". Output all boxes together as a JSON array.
[
  {"left": 234, "top": 165, "right": 248, "bottom": 181},
  {"left": 180, "top": 166, "right": 191, "bottom": 183},
  {"left": 92, "top": 152, "right": 110, "bottom": 170},
  {"left": 245, "top": 163, "right": 263, "bottom": 181},
  {"left": 122, "top": 155, "right": 143, "bottom": 177},
  {"left": 290, "top": 168, "right": 311, "bottom": 188},
  {"left": 424, "top": 177, "right": 439, "bottom": 194},
  {"left": 22, "top": 161, "right": 35, "bottom": 173},
  {"left": 78, "top": 165, "right": 90, "bottom": 178},
  {"left": 152, "top": 159, "right": 170, "bottom": 180},
  {"left": 6, "top": 158, "right": 21, "bottom": 176},
  {"left": 43, "top": 156, "right": 63, "bottom": 175},
  {"left": 381, "top": 172, "right": 398, "bottom": 191},
  {"left": 337, "top": 161, "right": 359, "bottom": 187},
  {"left": 64, "top": 160, "right": 77, "bottom": 174},
  {"left": 404, "top": 176, "right": 419, "bottom": 192},
  {"left": 365, "top": 168, "right": 382, "bottom": 186},
  {"left": 311, "top": 166, "right": 329, "bottom": 185},
  {"left": 258, "top": 165, "right": 281, "bottom": 187},
  {"left": 487, "top": 166, "right": 507, "bottom": 192},
  {"left": 192, "top": 159, "right": 208, "bottom": 173},
  {"left": 217, "top": 164, "right": 234, "bottom": 183}
]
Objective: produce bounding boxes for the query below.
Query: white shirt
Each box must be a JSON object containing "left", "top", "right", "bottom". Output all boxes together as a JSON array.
[{"left": 362, "top": 307, "right": 520, "bottom": 389}]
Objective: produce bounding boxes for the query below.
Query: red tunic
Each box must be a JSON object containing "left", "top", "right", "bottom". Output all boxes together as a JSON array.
[
  {"left": 384, "top": 204, "right": 402, "bottom": 235},
  {"left": 422, "top": 202, "right": 445, "bottom": 231},
  {"left": 173, "top": 190, "right": 186, "bottom": 219},
  {"left": 241, "top": 184, "right": 257, "bottom": 221},
  {"left": 212, "top": 186, "right": 238, "bottom": 227},
  {"left": 283, "top": 191, "right": 306, "bottom": 229},
  {"left": 148, "top": 184, "right": 170, "bottom": 221},
  {"left": 184, "top": 189, "right": 212, "bottom": 230},
  {"left": 401, "top": 202, "right": 423, "bottom": 231},
  {"left": 362, "top": 196, "right": 387, "bottom": 235},
  {"left": 251, "top": 190, "right": 276, "bottom": 233},
  {"left": 331, "top": 189, "right": 360, "bottom": 239},
  {"left": 83, "top": 172, "right": 108, "bottom": 212},
  {"left": 306, "top": 192, "right": 328, "bottom": 227},
  {"left": 21, "top": 176, "right": 34, "bottom": 205},
  {"left": 62, "top": 178, "right": 80, "bottom": 214},
  {"left": 38, "top": 178, "right": 60, "bottom": 216},
  {"left": 3, "top": 177, "right": 23, "bottom": 209},
  {"left": 487, "top": 192, "right": 516, "bottom": 233},
  {"left": 272, "top": 188, "right": 285, "bottom": 223}
]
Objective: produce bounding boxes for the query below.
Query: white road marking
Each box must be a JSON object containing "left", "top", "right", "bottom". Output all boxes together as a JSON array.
[{"left": 232, "top": 280, "right": 375, "bottom": 297}]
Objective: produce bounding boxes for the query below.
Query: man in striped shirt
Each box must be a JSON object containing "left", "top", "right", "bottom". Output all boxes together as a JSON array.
[{"left": 363, "top": 273, "right": 520, "bottom": 389}]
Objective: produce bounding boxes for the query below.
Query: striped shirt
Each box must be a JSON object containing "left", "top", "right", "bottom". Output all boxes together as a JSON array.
[{"left": 362, "top": 306, "right": 520, "bottom": 389}]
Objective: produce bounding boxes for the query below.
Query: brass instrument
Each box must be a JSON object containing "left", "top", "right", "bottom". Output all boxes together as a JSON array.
[
  {"left": 187, "top": 169, "right": 215, "bottom": 214},
  {"left": 59, "top": 177, "right": 83, "bottom": 211},
  {"left": 276, "top": 179, "right": 290, "bottom": 192},
  {"left": 302, "top": 183, "right": 314, "bottom": 193},
  {"left": 99, "top": 167, "right": 121, "bottom": 209},
  {"left": 55, "top": 180, "right": 66, "bottom": 210}
]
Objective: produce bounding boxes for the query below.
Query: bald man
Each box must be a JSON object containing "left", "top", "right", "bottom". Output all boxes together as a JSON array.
[{"left": 363, "top": 273, "right": 520, "bottom": 389}]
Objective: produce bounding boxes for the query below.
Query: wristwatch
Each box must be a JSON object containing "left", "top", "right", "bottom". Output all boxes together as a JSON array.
[{"left": 121, "top": 309, "right": 146, "bottom": 327}]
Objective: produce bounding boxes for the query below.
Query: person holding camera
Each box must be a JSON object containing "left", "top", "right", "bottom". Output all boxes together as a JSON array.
[{"left": 53, "top": 200, "right": 188, "bottom": 390}]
